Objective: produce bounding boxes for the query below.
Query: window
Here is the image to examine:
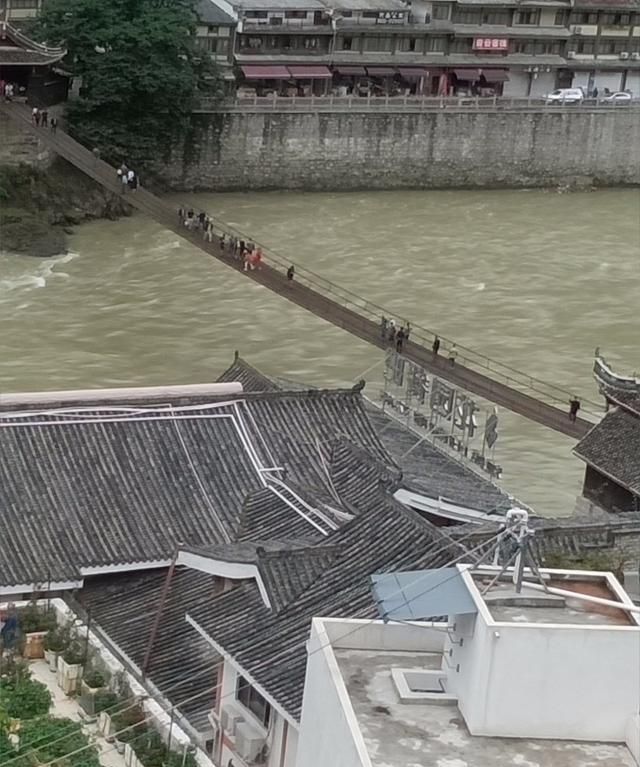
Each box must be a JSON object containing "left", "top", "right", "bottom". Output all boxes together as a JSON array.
[
  {"left": 449, "top": 37, "right": 472, "bottom": 53},
  {"left": 533, "top": 40, "right": 563, "bottom": 55},
  {"left": 453, "top": 7, "right": 482, "bottom": 24},
  {"left": 514, "top": 9, "right": 540, "bottom": 25},
  {"left": 598, "top": 38, "right": 630, "bottom": 54},
  {"left": 426, "top": 36, "right": 446, "bottom": 51},
  {"left": 364, "top": 35, "right": 393, "bottom": 51},
  {"left": 197, "top": 37, "right": 229, "bottom": 54},
  {"left": 554, "top": 10, "right": 569, "bottom": 26},
  {"left": 245, "top": 10, "right": 268, "bottom": 18},
  {"left": 432, "top": 3, "right": 450, "bottom": 20},
  {"left": 285, "top": 10, "right": 307, "bottom": 18},
  {"left": 208, "top": 25, "right": 219, "bottom": 34},
  {"left": 600, "top": 12, "right": 631, "bottom": 26},
  {"left": 570, "top": 11, "right": 597, "bottom": 24},
  {"left": 236, "top": 677, "right": 271, "bottom": 728},
  {"left": 512, "top": 40, "right": 534, "bottom": 54},
  {"left": 399, "top": 36, "right": 417, "bottom": 51},
  {"left": 362, "top": 10, "right": 378, "bottom": 18},
  {"left": 9, "top": 0, "right": 40, "bottom": 7},
  {"left": 269, "top": 16, "right": 283, "bottom": 25},
  {"left": 341, "top": 36, "right": 353, "bottom": 50},
  {"left": 575, "top": 39, "right": 595, "bottom": 54},
  {"left": 481, "top": 10, "right": 510, "bottom": 25}
]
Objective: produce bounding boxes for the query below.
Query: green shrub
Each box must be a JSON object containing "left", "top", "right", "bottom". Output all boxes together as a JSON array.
[
  {"left": 83, "top": 670, "right": 106, "bottom": 689},
  {"left": 0, "top": 678, "right": 51, "bottom": 720},
  {"left": 62, "top": 641, "right": 86, "bottom": 666},
  {"left": 18, "top": 604, "right": 56, "bottom": 635},
  {"left": 18, "top": 716, "right": 100, "bottom": 767},
  {"left": 94, "top": 691, "right": 119, "bottom": 714}
]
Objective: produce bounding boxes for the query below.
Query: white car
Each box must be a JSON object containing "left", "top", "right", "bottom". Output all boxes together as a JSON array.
[
  {"left": 544, "top": 88, "right": 584, "bottom": 104},
  {"left": 601, "top": 91, "right": 632, "bottom": 104}
]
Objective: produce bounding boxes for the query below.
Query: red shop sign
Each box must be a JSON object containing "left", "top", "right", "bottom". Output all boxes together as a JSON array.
[{"left": 473, "top": 38, "right": 509, "bottom": 51}]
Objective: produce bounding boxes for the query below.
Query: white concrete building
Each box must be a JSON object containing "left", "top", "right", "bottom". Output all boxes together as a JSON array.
[{"left": 296, "top": 565, "right": 640, "bottom": 767}]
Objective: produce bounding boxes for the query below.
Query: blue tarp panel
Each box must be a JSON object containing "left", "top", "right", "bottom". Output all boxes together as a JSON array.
[{"left": 371, "top": 568, "right": 478, "bottom": 622}]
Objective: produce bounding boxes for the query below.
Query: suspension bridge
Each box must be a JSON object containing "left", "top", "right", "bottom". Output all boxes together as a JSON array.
[{"left": 2, "top": 102, "right": 600, "bottom": 439}]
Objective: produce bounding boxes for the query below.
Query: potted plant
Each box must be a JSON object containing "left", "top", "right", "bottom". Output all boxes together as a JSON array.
[
  {"left": 0, "top": 676, "right": 52, "bottom": 720},
  {"left": 78, "top": 669, "right": 107, "bottom": 717},
  {"left": 112, "top": 705, "right": 145, "bottom": 756},
  {"left": 43, "top": 628, "right": 67, "bottom": 672},
  {"left": 132, "top": 729, "right": 164, "bottom": 767},
  {"left": 18, "top": 604, "right": 56, "bottom": 660},
  {"left": 56, "top": 641, "right": 86, "bottom": 695}
]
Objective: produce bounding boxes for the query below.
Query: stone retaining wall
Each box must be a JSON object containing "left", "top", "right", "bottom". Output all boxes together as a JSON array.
[{"left": 164, "top": 108, "right": 640, "bottom": 191}]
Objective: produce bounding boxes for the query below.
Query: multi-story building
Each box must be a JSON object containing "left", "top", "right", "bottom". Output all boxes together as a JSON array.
[{"left": 566, "top": 0, "right": 640, "bottom": 95}]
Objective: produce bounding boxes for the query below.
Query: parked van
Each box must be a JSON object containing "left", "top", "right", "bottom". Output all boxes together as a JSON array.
[{"left": 544, "top": 88, "right": 584, "bottom": 104}]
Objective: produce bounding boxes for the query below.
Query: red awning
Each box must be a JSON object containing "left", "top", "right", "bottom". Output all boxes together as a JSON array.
[
  {"left": 241, "top": 65, "right": 290, "bottom": 80},
  {"left": 398, "top": 68, "right": 429, "bottom": 80},
  {"left": 453, "top": 69, "right": 480, "bottom": 81},
  {"left": 335, "top": 66, "right": 366, "bottom": 76},
  {"left": 287, "top": 65, "right": 332, "bottom": 79},
  {"left": 367, "top": 66, "right": 396, "bottom": 77},
  {"left": 481, "top": 69, "right": 510, "bottom": 82}
]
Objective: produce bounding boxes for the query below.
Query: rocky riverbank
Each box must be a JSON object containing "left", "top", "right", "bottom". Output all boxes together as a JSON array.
[{"left": 0, "top": 159, "right": 130, "bottom": 257}]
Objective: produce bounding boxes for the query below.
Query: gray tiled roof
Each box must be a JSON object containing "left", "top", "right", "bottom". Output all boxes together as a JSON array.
[
  {"left": 217, "top": 355, "right": 280, "bottom": 393},
  {"left": 366, "top": 406, "right": 513, "bottom": 514},
  {"left": 606, "top": 388, "right": 640, "bottom": 418},
  {"left": 574, "top": 408, "right": 640, "bottom": 496},
  {"left": 0, "top": 388, "right": 391, "bottom": 587},
  {"left": 186, "top": 498, "right": 464, "bottom": 721},
  {"left": 75, "top": 568, "right": 220, "bottom": 732},
  {"left": 195, "top": 0, "right": 236, "bottom": 25},
  {"left": 218, "top": 357, "right": 514, "bottom": 515}
]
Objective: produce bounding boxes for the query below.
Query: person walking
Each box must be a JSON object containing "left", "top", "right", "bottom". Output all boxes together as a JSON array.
[
  {"left": 395, "top": 327, "right": 405, "bottom": 354},
  {"left": 50, "top": 117, "right": 58, "bottom": 134},
  {"left": 40, "top": 109, "right": 49, "bottom": 128},
  {"left": 32, "top": 107, "right": 40, "bottom": 126},
  {"left": 569, "top": 397, "right": 581, "bottom": 423},
  {"left": 198, "top": 211, "right": 206, "bottom": 231},
  {"left": 432, "top": 335, "right": 440, "bottom": 356},
  {"left": 287, "top": 265, "right": 295, "bottom": 283},
  {"left": 448, "top": 344, "right": 458, "bottom": 366},
  {"left": 405, "top": 322, "right": 411, "bottom": 341},
  {"left": 380, "top": 316, "right": 388, "bottom": 339}
]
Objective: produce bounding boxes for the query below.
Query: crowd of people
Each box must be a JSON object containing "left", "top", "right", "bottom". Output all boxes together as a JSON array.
[
  {"left": 116, "top": 162, "right": 139, "bottom": 192},
  {"left": 177, "top": 206, "right": 267, "bottom": 271},
  {"left": 30, "top": 106, "right": 58, "bottom": 133},
  {"left": 380, "top": 317, "right": 411, "bottom": 353}
]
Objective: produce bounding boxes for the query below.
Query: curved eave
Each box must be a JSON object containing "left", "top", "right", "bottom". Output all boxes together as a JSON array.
[{"left": 0, "top": 52, "right": 67, "bottom": 66}]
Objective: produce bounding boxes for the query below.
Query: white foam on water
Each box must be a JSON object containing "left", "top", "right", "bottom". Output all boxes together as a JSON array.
[{"left": 0, "top": 251, "right": 80, "bottom": 295}]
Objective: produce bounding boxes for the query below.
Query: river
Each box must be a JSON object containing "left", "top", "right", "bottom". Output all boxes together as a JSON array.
[{"left": 1, "top": 188, "right": 638, "bottom": 516}]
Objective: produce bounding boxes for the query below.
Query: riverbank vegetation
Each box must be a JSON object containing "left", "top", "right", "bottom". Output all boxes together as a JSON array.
[
  {"left": 35, "top": 0, "right": 222, "bottom": 173},
  {"left": 0, "top": 161, "right": 129, "bottom": 256}
]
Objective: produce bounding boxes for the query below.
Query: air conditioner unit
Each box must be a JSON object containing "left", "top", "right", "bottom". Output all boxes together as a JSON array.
[
  {"left": 631, "top": 52, "right": 640, "bottom": 60},
  {"left": 619, "top": 51, "right": 630, "bottom": 59},
  {"left": 220, "top": 707, "right": 245, "bottom": 737},
  {"left": 235, "top": 722, "right": 266, "bottom": 763},
  {"left": 567, "top": 50, "right": 577, "bottom": 59}
]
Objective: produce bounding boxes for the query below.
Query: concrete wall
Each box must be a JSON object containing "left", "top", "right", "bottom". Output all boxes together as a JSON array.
[
  {"left": 165, "top": 108, "right": 640, "bottom": 191},
  {"left": 0, "top": 111, "right": 52, "bottom": 168},
  {"left": 296, "top": 619, "right": 372, "bottom": 767}
]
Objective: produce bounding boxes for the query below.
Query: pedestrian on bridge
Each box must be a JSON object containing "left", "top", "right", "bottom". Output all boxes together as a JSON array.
[
  {"left": 448, "top": 344, "right": 458, "bottom": 366},
  {"left": 41, "top": 109, "right": 48, "bottom": 128},
  {"left": 287, "top": 265, "right": 295, "bottom": 283},
  {"left": 32, "top": 107, "right": 40, "bottom": 126},
  {"left": 50, "top": 117, "right": 57, "bottom": 134},
  {"left": 380, "top": 316, "right": 388, "bottom": 339},
  {"left": 396, "top": 327, "right": 406, "bottom": 354},
  {"left": 569, "top": 397, "right": 581, "bottom": 422},
  {"left": 432, "top": 336, "right": 440, "bottom": 356}
]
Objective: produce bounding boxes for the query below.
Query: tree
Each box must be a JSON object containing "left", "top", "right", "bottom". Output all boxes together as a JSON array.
[{"left": 36, "top": 0, "right": 222, "bottom": 171}]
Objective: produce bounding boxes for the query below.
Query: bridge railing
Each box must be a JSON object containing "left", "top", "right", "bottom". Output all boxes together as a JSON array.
[{"left": 208, "top": 218, "right": 601, "bottom": 418}]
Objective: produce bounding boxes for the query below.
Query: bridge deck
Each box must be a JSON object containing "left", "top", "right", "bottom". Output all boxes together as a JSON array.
[{"left": 2, "top": 103, "right": 596, "bottom": 440}]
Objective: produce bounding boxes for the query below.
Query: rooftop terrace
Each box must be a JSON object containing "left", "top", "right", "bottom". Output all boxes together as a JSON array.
[{"left": 336, "top": 647, "right": 637, "bottom": 767}]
